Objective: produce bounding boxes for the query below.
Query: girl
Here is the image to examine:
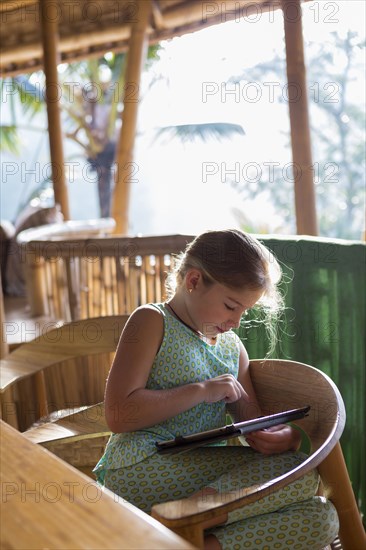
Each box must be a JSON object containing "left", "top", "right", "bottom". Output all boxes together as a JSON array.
[{"left": 94, "top": 229, "right": 339, "bottom": 549}]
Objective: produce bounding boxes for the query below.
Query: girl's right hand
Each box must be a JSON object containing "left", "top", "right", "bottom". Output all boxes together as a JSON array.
[{"left": 202, "top": 374, "right": 248, "bottom": 404}]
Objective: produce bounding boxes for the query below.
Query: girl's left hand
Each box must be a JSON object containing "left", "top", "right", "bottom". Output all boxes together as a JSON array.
[{"left": 245, "top": 424, "right": 302, "bottom": 455}]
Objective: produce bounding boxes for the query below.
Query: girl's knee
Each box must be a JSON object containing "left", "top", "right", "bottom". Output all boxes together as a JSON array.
[
  {"left": 209, "top": 496, "right": 339, "bottom": 550},
  {"left": 288, "top": 467, "right": 320, "bottom": 501},
  {"left": 280, "top": 495, "right": 339, "bottom": 547}
]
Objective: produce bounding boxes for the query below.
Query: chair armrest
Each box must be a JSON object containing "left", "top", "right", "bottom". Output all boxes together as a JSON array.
[
  {"left": 24, "top": 402, "right": 109, "bottom": 445},
  {"left": 152, "top": 452, "right": 316, "bottom": 527},
  {"left": 151, "top": 421, "right": 344, "bottom": 532}
]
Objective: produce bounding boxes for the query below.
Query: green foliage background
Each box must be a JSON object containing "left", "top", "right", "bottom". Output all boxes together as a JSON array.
[{"left": 235, "top": 235, "right": 366, "bottom": 525}]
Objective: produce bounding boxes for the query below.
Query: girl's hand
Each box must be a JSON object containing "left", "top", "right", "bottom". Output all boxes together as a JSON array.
[
  {"left": 202, "top": 374, "right": 248, "bottom": 404},
  {"left": 245, "top": 424, "right": 302, "bottom": 455}
]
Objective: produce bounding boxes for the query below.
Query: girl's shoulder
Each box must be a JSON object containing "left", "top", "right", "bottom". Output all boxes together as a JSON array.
[
  {"left": 122, "top": 304, "right": 165, "bottom": 341},
  {"left": 128, "top": 303, "right": 164, "bottom": 323},
  {"left": 134, "top": 303, "right": 163, "bottom": 313}
]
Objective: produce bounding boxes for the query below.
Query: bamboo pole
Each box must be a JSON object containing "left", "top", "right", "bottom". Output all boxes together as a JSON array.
[
  {"left": 40, "top": 0, "right": 70, "bottom": 220},
  {"left": 0, "top": 272, "right": 9, "bottom": 359},
  {"left": 112, "top": 0, "right": 152, "bottom": 235},
  {"left": 282, "top": 0, "right": 318, "bottom": 235},
  {"left": 24, "top": 252, "right": 49, "bottom": 317}
]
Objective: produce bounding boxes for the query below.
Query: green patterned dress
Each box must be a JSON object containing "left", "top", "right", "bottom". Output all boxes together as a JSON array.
[{"left": 94, "top": 304, "right": 338, "bottom": 550}]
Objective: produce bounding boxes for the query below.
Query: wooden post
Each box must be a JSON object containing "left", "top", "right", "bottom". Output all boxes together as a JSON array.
[
  {"left": 318, "top": 442, "right": 366, "bottom": 550},
  {"left": 112, "top": 0, "right": 152, "bottom": 235},
  {"left": 23, "top": 250, "right": 49, "bottom": 318},
  {"left": 282, "top": 0, "right": 318, "bottom": 235},
  {"left": 40, "top": 0, "right": 70, "bottom": 220},
  {"left": 0, "top": 272, "right": 9, "bottom": 359}
]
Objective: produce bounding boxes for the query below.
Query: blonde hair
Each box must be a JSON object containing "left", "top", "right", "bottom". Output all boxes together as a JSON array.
[{"left": 166, "top": 229, "right": 284, "bottom": 353}]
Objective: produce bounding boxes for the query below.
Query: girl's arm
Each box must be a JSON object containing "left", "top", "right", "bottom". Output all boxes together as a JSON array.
[
  {"left": 104, "top": 306, "right": 245, "bottom": 433},
  {"left": 228, "top": 341, "right": 301, "bottom": 454}
]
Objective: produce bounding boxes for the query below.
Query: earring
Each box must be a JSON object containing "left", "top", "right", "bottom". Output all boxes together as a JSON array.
[{"left": 188, "top": 288, "right": 193, "bottom": 293}]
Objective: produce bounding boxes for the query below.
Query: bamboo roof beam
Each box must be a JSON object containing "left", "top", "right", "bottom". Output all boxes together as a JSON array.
[
  {"left": 112, "top": 0, "right": 152, "bottom": 235},
  {"left": 0, "top": 0, "right": 37, "bottom": 12},
  {"left": 282, "top": 0, "right": 318, "bottom": 235},
  {"left": 1, "top": 1, "right": 306, "bottom": 77},
  {"left": 0, "top": 26, "right": 131, "bottom": 70},
  {"left": 151, "top": 0, "right": 165, "bottom": 30},
  {"left": 40, "top": 0, "right": 70, "bottom": 220}
]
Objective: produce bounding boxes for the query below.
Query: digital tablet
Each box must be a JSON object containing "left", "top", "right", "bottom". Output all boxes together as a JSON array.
[{"left": 155, "top": 405, "right": 310, "bottom": 454}]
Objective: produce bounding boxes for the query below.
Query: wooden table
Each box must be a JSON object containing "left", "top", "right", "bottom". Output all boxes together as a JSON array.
[{"left": 1, "top": 421, "right": 195, "bottom": 549}]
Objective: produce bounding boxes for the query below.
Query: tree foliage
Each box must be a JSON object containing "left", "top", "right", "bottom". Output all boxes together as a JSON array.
[
  {"left": 0, "top": 46, "right": 162, "bottom": 218},
  {"left": 230, "top": 30, "right": 365, "bottom": 240}
]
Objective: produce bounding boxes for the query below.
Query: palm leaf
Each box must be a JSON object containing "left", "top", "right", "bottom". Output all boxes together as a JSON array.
[
  {"left": 155, "top": 122, "right": 245, "bottom": 143},
  {"left": 0, "top": 125, "right": 19, "bottom": 153},
  {"left": 13, "top": 76, "right": 44, "bottom": 118}
]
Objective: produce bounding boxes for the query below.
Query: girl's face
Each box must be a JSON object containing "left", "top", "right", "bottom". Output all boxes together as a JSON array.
[{"left": 187, "top": 275, "right": 263, "bottom": 338}]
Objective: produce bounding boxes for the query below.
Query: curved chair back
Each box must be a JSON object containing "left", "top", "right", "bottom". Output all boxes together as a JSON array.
[
  {"left": 0, "top": 315, "right": 128, "bottom": 430},
  {"left": 152, "top": 359, "right": 363, "bottom": 550},
  {"left": 250, "top": 359, "right": 345, "bottom": 461}
]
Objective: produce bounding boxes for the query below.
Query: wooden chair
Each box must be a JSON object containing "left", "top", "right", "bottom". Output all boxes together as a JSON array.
[
  {"left": 24, "top": 401, "right": 111, "bottom": 478},
  {"left": 152, "top": 360, "right": 365, "bottom": 550},
  {"left": 0, "top": 315, "right": 128, "bottom": 431},
  {"left": 21, "top": 359, "right": 365, "bottom": 550}
]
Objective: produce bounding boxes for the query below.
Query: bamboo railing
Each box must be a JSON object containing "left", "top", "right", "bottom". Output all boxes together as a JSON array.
[{"left": 19, "top": 233, "right": 194, "bottom": 321}]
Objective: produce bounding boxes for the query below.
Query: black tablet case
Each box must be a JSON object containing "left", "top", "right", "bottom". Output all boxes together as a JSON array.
[{"left": 156, "top": 405, "right": 310, "bottom": 454}]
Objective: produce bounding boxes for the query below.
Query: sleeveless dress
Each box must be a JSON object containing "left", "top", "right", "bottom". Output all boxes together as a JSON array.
[
  {"left": 93, "top": 303, "right": 339, "bottom": 550},
  {"left": 94, "top": 302, "right": 241, "bottom": 475}
]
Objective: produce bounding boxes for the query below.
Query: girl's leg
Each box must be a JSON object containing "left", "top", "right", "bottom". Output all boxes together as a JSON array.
[
  {"left": 102, "top": 448, "right": 312, "bottom": 519},
  {"left": 209, "top": 450, "right": 319, "bottom": 524},
  {"left": 203, "top": 451, "right": 339, "bottom": 549},
  {"left": 209, "top": 497, "right": 339, "bottom": 550},
  {"left": 102, "top": 447, "right": 244, "bottom": 512},
  {"left": 101, "top": 447, "right": 339, "bottom": 549}
]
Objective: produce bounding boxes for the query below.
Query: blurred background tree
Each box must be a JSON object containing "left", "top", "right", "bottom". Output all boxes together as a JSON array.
[
  {"left": 1, "top": 29, "right": 364, "bottom": 239},
  {"left": 1, "top": 44, "right": 244, "bottom": 220},
  {"left": 229, "top": 30, "right": 365, "bottom": 239}
]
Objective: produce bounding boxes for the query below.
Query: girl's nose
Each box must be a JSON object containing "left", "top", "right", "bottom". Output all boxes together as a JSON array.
[
  {"left": 229, "top": 314, "right": 242, "bottom": 329},
  {"left": 230, "top": 309, "right": 247, "bottom": 329}
]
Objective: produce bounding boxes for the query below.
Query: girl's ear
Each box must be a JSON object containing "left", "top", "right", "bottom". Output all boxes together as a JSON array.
[{"left": 185, "top": 269, "right": 202, "bottom": 292}]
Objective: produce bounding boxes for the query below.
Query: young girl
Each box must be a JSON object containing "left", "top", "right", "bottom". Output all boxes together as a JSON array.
[{"left": 94, "top": 229, "right": 339, "bottom": 549}]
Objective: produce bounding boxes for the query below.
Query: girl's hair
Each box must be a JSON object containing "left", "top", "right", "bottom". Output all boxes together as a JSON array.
[{"left": 166, "top": 229, "right": 284, "bottom": 353}]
